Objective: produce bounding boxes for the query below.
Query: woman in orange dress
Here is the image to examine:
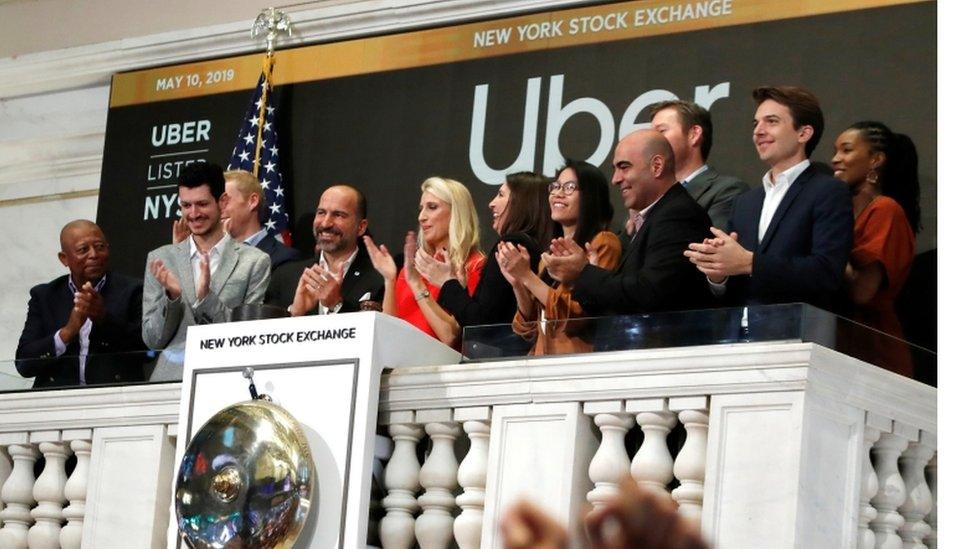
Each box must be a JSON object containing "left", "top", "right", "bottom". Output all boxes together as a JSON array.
[
  {"left": 364, "top": 177, "right": 484, "bottom": 348},
  {"left": 831, "top": 121, "right": 921, "bottom": 376},
  {"left": 498, "top": 159, "right": 621, "bottom": 355}
]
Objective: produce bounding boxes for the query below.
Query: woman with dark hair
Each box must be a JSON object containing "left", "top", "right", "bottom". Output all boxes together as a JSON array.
[
  {"left": 498, "top": 159, "right": 621, "bottom": 355},
  {"left": 831, "top": 121, "right": 921, "bottom": 375},
  {"left": 414, "top": 171, "right": 553, "bottom": 338}
]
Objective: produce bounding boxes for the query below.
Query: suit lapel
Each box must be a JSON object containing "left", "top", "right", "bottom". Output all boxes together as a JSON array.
[
  {"left": 174, "top": 240, "right": 196, "bottom": 298},
  {"left": 211, "top": 240, "right": 240, "bottom": 296},
  {"left": 759, "top": 167, "right": 812, "bottom": 252},
  {"left": 618, "top": 185, "right": 674, "bottom": 269},
  {"left": 342, "top": 246, "right": 372, "bottom": 302},
  {"left": 684, "top": 168, "right": 715, "bottom": 202}
]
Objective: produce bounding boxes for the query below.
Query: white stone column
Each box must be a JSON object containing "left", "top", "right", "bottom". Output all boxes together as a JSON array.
[
  {"left": 583, "top": 401, "right": 634, "bottom": 512},
  {"left": 858, "top": 414, "right": 884, "bottom": 549},
  {"left": 28, "top": 437, "right": 69, "bottom": 549},
  {"left": 0, "top": 436, "right": 39, "bottom": 549},
  {"left": 670, "top": 396, "right": 709, "bottom": 528},
  {"left": 415, "top": 410, "right": 460, "bottom": 549},
  {"left": 627, "top": 399, "right": 676, "bottom": 497},
  {"left": 454, "top": 407, "right": 491, "bottom": 549},
  {"left": 870, "top": 424, "right": 913, "bottom": 549},
  {"left": 924, "top": 453, "right": 937, "bottom": 549},
  {"left": 380, "top": 412, "right": 424, "bottom": 549},
  {"left": 0, "top": 444, "right": 11, "bottom": 518},
  {"left": 898, "top": 431, "right": 935, "bottom": 549},
  {"left": 60, "top": 430, "right": 92, "bottom": 549}
]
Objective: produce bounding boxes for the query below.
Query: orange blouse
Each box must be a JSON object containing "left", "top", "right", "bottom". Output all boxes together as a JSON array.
[
  {"left": 512, "top": 231, "right": 622, "bottom": 356},
  {"left": 395, "top": 251, "right": 485, "bottom": 340}
]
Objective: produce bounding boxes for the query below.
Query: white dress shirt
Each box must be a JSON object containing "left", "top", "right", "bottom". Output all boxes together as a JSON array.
[
  {"left": 318, "top": 249, "right": 358, "bottom": 314},
  {"left": 188, "top": 233, "right": 231, "bottom": 305},
  {"left": 680, "top": 164, "right": 709, "bottom": 187}
]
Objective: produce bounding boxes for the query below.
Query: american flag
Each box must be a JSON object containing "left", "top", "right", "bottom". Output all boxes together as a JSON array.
[{"left": 227, "top": 60, "right": 291, "bottom": 245}]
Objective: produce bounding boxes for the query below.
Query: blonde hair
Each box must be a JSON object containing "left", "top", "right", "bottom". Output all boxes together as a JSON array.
[
  {"left": 224, "top": 170, "right": 265, "bottom": 210},
  {"left": 418, "top": 176, "right": 481, "bottom": 274}
]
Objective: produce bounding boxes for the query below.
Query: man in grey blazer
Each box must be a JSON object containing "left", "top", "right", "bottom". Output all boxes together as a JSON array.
[
  {"left": 648, "top": 99, "right": 748, "bottom": 231},
  {"left": 143, "top": 163, "right": 271, "bottom": 381}
]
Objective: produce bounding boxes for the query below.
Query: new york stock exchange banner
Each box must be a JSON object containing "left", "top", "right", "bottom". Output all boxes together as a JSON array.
[{"left": 98, "top": 0, "right": 935, "bottom": 278}]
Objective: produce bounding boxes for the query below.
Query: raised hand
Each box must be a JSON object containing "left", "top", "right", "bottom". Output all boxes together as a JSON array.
[
  {"left": 172, "top": 217, "right": 190, "bottom": 244},
  {"left": 543, "top": 237, "right": 587, "bottom": 283},
  {"left": 363, "top": 235, "right": 397, "bottom": 281},
  {"left": 403, "top": 231, "right": 422, "bottom": 285},
  {"left": 196, "top": 251, "right": 211, "bottom": 301},
  {"left": 499, "top": 500, "right": 569, "bottom": 549},
  {"left": 79, "top": 281, "right": 106, "bottom": 322},
  {"left": 684, "top": 227, "right": 751, "bottom": 283},
  {"left": 496, "top": 241, "right": 532, "bottom": 282},
  {"left": 150, "top": 259, "right": 182, "bottom": 300},
  {"left": 415, "top": 247, "right": 454, "bottom": 288},
  {"left": 302, "top": 263, "right": 343, "bottom": 309}
]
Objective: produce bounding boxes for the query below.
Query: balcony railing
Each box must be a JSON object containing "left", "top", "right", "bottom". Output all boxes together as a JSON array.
[{"left": 0, "top": 306, "right": 936, "bottom": 548}]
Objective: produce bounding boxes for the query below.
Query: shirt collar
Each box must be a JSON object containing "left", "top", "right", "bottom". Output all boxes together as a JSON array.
[
  {"left": 319, "top": 248, "right": 359, "bottom": 276},
  {"left": 762, "top": 159, "right": 810, "bottom": 192},
  {"left": 68, "top": 274, "right": 107, "bottom": 294},
  {"left": 243, "top": 228, "right": 268, "bottom": 247},
  {"left": 681, "top": 164, "right": 709, "bottom": 186},
  {"left": 189, "top": 232, "right": 231, "bottom": 259}
]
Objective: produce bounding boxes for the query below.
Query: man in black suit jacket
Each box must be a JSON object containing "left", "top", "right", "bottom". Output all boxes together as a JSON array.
[
  {"left": 16, "top": 220, "right": 147, "bottom": 388},
  {"left": 545, "top": 129, "right": 712, "bottom": 315},
  {"left": 648, "top": 100, "right": 749, "bottom": 232},
  {"left": 264, "top": 185, "right": 384, "bottom": 314},
  {"left": 685, "top": 86, "right": 853, "bottom": 311},
  {"left": 223, "top": 170, "right": 301, "bottom": 269}
]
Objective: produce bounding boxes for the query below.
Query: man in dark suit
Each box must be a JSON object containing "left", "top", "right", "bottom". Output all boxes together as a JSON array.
[
  {"left": 16, "top": 220, "right": 147, "bottom": 388},
  {"left": 222, "top": 169, "right": 301, "bottom": 269},
  {"left": 265, "top": 184, "right": 385, "bottom": 315},
  {"left": 648, "top": 100, "right": 749, "bottom": 232},
  {"left": 685, "top": 86, "right": 853, "bottom": 311},
  {"left": 544, "top": 129, "right": 712, "bottom": 315}
]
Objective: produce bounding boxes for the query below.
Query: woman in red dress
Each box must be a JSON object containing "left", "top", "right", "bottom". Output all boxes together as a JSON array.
[
  {"left": 364, "top": 177, "right": 484, "bottom": 348},
  {"left": 831, "top": 121, "right": 921, "bottom": 376}
]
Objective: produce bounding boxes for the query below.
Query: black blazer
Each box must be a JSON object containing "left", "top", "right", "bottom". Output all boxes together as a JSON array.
[
  {"left": 15, "top": 272, "right": 147, "bottom": 388},
  {"left": 725, "top": 165, "right": 853, "bottom": 311},
  {"left": 264, "top": 242, "right": 385, "bottom": 313},
  {"left": 573, "top": 184, "right": 713, "bottom": 315},
  {"left": 255, "top": 233, "right": 302, "bottom": 270},
  {"left": 438, "top": 232, "right": 542, "bottom": 328}
]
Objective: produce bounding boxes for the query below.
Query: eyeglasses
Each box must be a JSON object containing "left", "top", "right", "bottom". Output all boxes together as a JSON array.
[{"left": 548, "top": 181, "right": 579, "bottom": 195}]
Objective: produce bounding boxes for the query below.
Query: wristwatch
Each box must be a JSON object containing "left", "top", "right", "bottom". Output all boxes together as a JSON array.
[{"left": 415, "top": 289, "right": 430, "bottom": 301}]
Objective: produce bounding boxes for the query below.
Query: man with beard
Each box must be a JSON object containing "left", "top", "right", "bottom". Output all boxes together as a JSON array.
[
  {"left": 16, "top": 220, "right": 147, "bottom": 388},
  {"left": 264, "top": 184, "right": 385, "bottom": 315},
  {"left": 143, "top": 162, "right": 271, "bottom": 380}
]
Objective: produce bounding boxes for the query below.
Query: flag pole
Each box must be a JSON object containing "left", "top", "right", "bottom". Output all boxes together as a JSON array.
[{"left": 250, "top": 7, "right": 292, "bottom": 177}]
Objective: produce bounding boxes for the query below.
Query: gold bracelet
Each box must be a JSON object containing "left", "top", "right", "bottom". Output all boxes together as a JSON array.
[{"left": 415, "top": 289, "right": 430, "bottom": 301}]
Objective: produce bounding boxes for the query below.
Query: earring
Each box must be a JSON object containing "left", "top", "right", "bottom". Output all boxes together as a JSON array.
[{"left": 866, "top": 169, "right": 879, "bottom": 185}]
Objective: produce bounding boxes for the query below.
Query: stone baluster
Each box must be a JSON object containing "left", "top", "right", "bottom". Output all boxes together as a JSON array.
[
  {"left": 380, "top": 412, "right": 424, "bottom": 549},
  {"left": 60, "top": 430, "right": 93, "bottom": 549},
  {"left": 28, "top": 436, "right": 69, "bottom": 549},
  {"left": 924, "top": 453, "right": 937, "bottom": 549},
  {"left": 898, "top": 431, "right": 936, "bottom": 549},
  {"left": 627, "top": 399, "right": 676, "bottom": 496},
  {"left": 415, "top": 410, "right": 460, "bottom": 549},
  {"left": 454, "top": 407, "right": 491, "bottom": 549},
  {"left": 0, "top": 436, "right": 39, "bottom": 549},
  {"left": 870, "top": 423, "right": 913, "bottom": 549},
  {"left": 0, "top": 444, "right": 11, "bottom": 520},
  {"left": 858, "top": 414, "right": 885, "bottom": 549},
  {"left": 583, "top": 401, "right": 634, "bottom": 512},
  {"left": 670, "top": 396, "right": 709, "bottom": 528}
]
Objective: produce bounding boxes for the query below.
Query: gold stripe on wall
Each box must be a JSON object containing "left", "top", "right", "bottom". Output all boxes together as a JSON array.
[
  {"left": 0, "top": 189, "right": 100, "bottom": 208},
  {"left": 110, "top": 0, "right": 930, "bottom": 107}
]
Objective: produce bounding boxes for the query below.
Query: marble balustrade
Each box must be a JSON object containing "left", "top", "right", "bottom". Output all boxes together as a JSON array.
[{"left": 0, "top": 340, "right": 936, "bottom": 548}]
